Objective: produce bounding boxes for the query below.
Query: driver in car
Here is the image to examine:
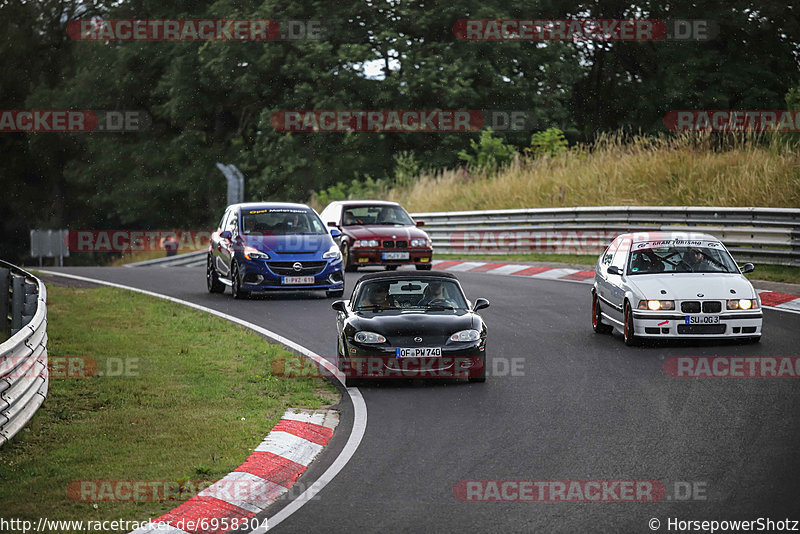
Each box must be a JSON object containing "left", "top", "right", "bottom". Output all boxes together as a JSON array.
[
  {"left": 359, "top": 284, "right": 395, "bottom": 308},
  {"left": 418, "top": 281, "right": 458, "bottom": 308},
  {"left": 677, "top": 248, "right": 713, "bottom": 272}
]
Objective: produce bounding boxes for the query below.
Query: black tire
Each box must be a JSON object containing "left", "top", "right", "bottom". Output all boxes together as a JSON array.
[
  {"left": 327, "top": 289, "right": 345, "bottom": 298},
  {"left": 207, "top": 255, "right": 225, "bottom": 294},
  {"left": 623, "top": 302, "right": 638, "bottom": 346},
  {"left": 231, "top": 262, "right": 250, "bottom": 300},
  {"left": 386, "top": 265, "right": 399, "bottom": 271},
  {"left": 592, "top": 291, "right": 613, "bottom": 334},
  {"left": 469, "top": 354, "right": 486, "bottom": 383},
  {"left": 416, "top": 264, "right": 432, "bottom": 270},
  {"left": 342, "top": 243, "right": 357, "bottom": 272}
]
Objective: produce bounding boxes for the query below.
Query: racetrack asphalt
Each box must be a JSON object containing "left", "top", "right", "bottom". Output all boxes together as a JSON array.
[{"left": 42, "top": 266, "right": 800, "bottom": 533}]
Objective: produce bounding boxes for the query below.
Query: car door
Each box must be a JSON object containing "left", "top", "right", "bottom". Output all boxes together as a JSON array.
[
  {"left": 217, "top": 208, "right": 238, "bottom": 278},
  {"left": 595, "top": 238, "right": 618, "bottom": 312},
  {"left": 211, "top": 209, "right": 229, "bottom": 274},
  {"left": 606, "top": 238, "right": 631, "bottom": 323}
]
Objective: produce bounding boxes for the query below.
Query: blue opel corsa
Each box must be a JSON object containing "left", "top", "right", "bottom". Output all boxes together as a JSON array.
[{"left": 207, "top": 202, "right": 345, "bottom": 299}]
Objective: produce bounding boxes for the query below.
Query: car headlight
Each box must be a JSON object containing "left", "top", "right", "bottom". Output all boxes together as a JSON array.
[
  {"left": 322, "top": 245, "right": 341, "bottom": 260},
  {"left": 449, "top": 329, "right": 481, "bottom": 342},
  {"left": 410, "top": 238, "right": 428, "bottom": 247},
  {"left": 354, "top": 331, "right": 386, "bottom": 344},
  {"left": 727, "top": 299, "right": 758, "bottom": 310},
  {"left": 637, "top": 300, "right": 675, "bottom": 311},
  {"left": 354, "top": 240, "right": 379, "bottom": 248},
  {"left": 244, "top": 246, "right": 270, "bottom": 260}
]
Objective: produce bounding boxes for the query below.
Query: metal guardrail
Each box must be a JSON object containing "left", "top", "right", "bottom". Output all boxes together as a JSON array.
[
  {"left": 0, "top": 261, "right": 48, "bottom": 447},
  {"left": 124, "top": 250, "right": 207, "bottom": 268},
  {"left": 411, "top": 206, "right": 800, "bottom": 266}
]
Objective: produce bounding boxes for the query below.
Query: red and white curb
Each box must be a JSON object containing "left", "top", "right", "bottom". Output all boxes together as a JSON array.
[
  {"left": 430, "top": 260, "right": 800, "bottom": 313},
  {"left": 431, "top": 259, "right": 595, "bottom": 283},
  {"left": 756, "top": 290, "right": 800, "bottom": 313},
  {"left": 131, "top": 409, "right": 339, "bottom": 534}
]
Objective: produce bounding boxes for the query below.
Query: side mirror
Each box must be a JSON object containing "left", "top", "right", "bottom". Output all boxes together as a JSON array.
[
  {"left": 331, "top": 300, "right": 347, "bottom": 313},
  {"left": 330, "top": 228, "right": 342, "bottom": 238},
  {"left": 607, "top": 265, "right": 622, "bottom": 276},
  {"left": 740, "top": 263, "right": 755, "bottom": 274},
  {"left": 415, "top": 220, "right": 425, "bottom": 227},
  {"left": 327, "top": 221, "right": 338, "bottom": 227},
  {"left": 219, "top": 230, "right": 232, "bottom": 240},
  {"left": 473, "top": 298, "right": 490, "bottom": 311}
]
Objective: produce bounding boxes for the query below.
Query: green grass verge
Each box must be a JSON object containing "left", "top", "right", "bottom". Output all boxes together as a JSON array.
[
  {"left": 0, "top": 285, "right": 338, "bottom": 530},
  {"left": 434, "top": 254, "right": 800, "bottom": 285}
]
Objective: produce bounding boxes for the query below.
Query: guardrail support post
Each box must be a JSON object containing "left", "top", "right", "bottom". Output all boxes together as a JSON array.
[{"left": 0, "top": 267, "right": 8, "bottom": 340}]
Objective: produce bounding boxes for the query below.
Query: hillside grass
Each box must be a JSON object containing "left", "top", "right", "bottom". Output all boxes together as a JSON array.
[
  {"left": 385, "top": 133, "right": 800, "bottom": 212},
  {"left": 310, "top": 133, "right": 800, "bottom": 212}
]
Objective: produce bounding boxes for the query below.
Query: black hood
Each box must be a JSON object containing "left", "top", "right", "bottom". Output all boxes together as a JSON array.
[{"left": 348, "top": 309, "right": 477, "bottom": 345}]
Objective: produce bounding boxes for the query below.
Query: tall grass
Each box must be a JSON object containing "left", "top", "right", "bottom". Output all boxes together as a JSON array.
[{"left": 315, "top": 133, "right": 800, "bottom": 212}]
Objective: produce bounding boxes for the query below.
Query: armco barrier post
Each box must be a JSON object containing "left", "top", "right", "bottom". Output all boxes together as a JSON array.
[
  {"left": 10, "top": 274, "right": 24, "bottom": 334},
  {"left": 0, "top": 267, "right": 8, "bottom": 340}
]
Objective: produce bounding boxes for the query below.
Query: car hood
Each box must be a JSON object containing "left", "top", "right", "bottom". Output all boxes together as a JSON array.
[
  {"left": 343, "top": 225, "right": 428, "bottom": 240},
  {"left": 626, "top": 273, "right": 756, "bottom": 299},
  {"left": 350, "top": 309, "right": 475, "bottom": 336},
  {"left": 242, "top": 233, "right": 331, "bottom": 255}
]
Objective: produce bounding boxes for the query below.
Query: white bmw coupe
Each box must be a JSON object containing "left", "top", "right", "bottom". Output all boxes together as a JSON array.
[{"left": 592, "top": 232, "right": 762, "bottom": 345}]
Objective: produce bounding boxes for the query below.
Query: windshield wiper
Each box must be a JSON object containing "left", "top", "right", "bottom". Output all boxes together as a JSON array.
[
  {"left": 357, "top": 304, "right": 399, "bottom": 311},
  {"left": 425, "top": 304, "right": 456, "bottom": 310}
]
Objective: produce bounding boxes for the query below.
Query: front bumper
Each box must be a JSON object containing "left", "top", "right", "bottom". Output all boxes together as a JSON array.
[
  {"left": 341, "top": 341, "right": 485, "bottom": 379},
  {"left": 238, "top": 257, "right": 344, "bottom": 291},
  {"left": 631, "top": 310, "right": 762, "bottom": 338},
  {"left": 350, "top": 247, "right": 433, "bottom": 267}
]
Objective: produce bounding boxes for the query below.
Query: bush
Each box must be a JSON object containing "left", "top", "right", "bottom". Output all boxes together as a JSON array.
[
  {"left": 458, "top": 128, "right": 518, "bottom": 170},
  {"left": 527, "top": 128, "right": 569, "bottom": 158}
]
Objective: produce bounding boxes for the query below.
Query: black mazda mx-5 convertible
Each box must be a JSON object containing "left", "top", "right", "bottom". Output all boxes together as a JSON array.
[{"left": 331, "top": 271, "right": 490, "bottom": 386}]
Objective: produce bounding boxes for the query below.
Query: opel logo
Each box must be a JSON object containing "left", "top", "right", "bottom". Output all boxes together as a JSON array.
[
  {"left": 414, "top": 337, "right": 423, "bottom": 343},
  {"left": 293, "top": 262, "right": 303, "bottom": 272}
]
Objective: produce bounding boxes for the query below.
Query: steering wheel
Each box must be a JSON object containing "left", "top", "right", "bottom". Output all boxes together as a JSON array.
[{"left": 426, "top": 298, "right": 452, "bottom": 307}]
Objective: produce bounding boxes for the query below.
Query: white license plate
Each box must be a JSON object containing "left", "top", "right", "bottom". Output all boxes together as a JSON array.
[
  {"left": 383, "top": 252, "right": 409, "bottom": 260},
  {"left": 686, "top": 315, "right": 720, "bottom": 324},
  {"left": 282, "top": 276, "right": 315, "bottom": 285},
  {"left": 396, "top": 347, "right": 442, "bottom": 358}
]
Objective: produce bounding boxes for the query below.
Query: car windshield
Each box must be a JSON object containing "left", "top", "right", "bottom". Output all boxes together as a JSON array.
[
  {"left": 342, "top": 205, "right": 414, "bottom": 226},
  {"left": 628, "top": 240, "right": 739, "bottom": 274},
  {"left": 355, "top": 279, "right": 468, "bottom": 310},
  {"left": 241, "top": 208, "right": 326, "bottom": 235}
]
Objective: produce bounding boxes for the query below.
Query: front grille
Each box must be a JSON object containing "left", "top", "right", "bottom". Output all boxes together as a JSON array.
[
  {"left": 383, "top": 240, "right": 394, "bottom": 248},
  {"left": 702, "top": 301, "right": 722, "bottom": 313},
  {"left": 681, "top": 301, "right": 701, "bottom": 313},
  {"left": 677, "top": 324, "right": 726, "bottom": 335},
  {"left": 267, "top": 261, "right": 326, "bottom": 276},
  {"left": 396, "top": 240, "right": 408, "bottom": 248}
]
